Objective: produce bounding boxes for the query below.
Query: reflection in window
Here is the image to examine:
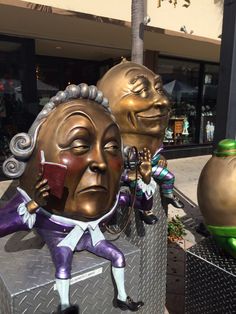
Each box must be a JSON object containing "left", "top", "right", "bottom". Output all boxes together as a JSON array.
[
  {"left": 157, "top": 58, "right": 199, "bottom": 146},
  {"left": 35, "top": 56, "right": 101, "bottom": 107},
  {"left": 199, "top": 64, "right": 219, "bottom": 144}
]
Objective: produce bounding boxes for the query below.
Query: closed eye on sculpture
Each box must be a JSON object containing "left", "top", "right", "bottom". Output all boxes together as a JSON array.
[
  {"left": 131, "top": 83, "right": 149, "bottom": 98},
  {"left": 130, "top": 75, "right": 150, "bottom": 96},
  {"left": 70, "top": 139, "right": 91, "bottom": 154},
  {"left": 59, "top": 126, "right": 92, "bottom": 153},
  {"left": 104, "top": 141, "right": 121, "bottom": 155},
  {"left": 155, "top": 86, "right": 165, "bottom": 95},
  {"left": 154, "top": 76, "right": 164, "bottom": 95}
]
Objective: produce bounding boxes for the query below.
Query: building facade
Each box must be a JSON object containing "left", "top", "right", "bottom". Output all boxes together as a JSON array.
[{"left": 0, "top": 0, "right": 223, "bottom": 172}]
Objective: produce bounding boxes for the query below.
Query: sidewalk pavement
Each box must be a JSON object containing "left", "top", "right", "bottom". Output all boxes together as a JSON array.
[
  {"left": 0, "top": 155, "right": 211, "bottom": 314},
  {"left": 165, "top": 155, "right": 211, "bottom": 314}
]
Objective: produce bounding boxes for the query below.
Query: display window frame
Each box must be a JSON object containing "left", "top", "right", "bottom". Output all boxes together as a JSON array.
[{"left": 157, "top": 55, "right": 219, "bottom": 150}]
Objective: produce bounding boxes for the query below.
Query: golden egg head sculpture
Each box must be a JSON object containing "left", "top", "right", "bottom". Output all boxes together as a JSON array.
[
  {"left": 197, "top": 139, "right": 236, "bottom": 258},
  {"left": 98, "top": 60, "right": 171, "bottom": 154}
]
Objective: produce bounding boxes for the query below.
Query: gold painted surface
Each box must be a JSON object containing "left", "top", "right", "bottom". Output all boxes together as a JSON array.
[
  {"left": 98, "top": 60, "right": 171, "bottom": 156},
  {"left": 20, "top": 99, "right": 123, "bottom": 221},
  {"left": 197, "top": 155, "right": 236, "bottom": 226}
]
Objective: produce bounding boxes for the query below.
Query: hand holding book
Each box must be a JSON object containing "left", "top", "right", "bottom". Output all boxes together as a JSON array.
[
  {"left": 26, "top": 151, "right": 68, "bottom": 213},
  {"left": 40, "top": 150, "right": 67, "bottom": 199},
  {"left": 26, "top": 175, "right": 50, "bottom": 214}
]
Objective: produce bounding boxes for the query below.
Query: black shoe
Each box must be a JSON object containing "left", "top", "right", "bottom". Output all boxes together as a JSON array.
[
  {"left": 114, "top": 296, "right": 144, "bottom": 311},
  {"left": 56, "top": 305, "right": 79, "bottom": 314},
  {"left": 164, "top": 196, "right": 184, "bottom": 208},
  {"left": 139, "top": 210, "right": 158, "bottom": 225}
]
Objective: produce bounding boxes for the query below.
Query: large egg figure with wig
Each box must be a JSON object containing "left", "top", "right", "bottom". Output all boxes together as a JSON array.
[
  {"left": 0, "top": 84, "right": 143, "bottom": 314},
  {"left": 197, "top": 139, "right": 236, "bottom": 258}
]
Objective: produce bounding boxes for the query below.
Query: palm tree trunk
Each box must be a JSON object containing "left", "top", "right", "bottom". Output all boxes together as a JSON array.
[{"left": 131, "top": 0, "right": 144, "bottom": 64}]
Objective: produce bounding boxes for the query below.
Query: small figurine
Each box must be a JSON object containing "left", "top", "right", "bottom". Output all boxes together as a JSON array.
[
  {"left": 1, "top": 84, "right": 143, "bottom": 313},
  {"left": 98, "top": 60, "right": 184, "bottom": 225},
  {"left": 206, "top": 121, "right": 211, "bottom": 141},
  {"left": 198, "top": 139, "right": 236, "bottom": 258},
  {"left": 210, "top": 122, "right": 215, "bottom": 141},
  {"left": 164, "top": 127, "right": 174, "bottom": 143},
  {"left": 182, "top": 117, "right": 189, "bottom": 135}
]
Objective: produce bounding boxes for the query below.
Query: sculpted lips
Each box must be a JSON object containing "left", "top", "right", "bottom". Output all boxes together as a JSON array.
[
  {"left": 77, "top": 185, "right": 107, "bottom": 193},
  {"left": 136, "top": 108, "right": 168, "bottom": 120}
]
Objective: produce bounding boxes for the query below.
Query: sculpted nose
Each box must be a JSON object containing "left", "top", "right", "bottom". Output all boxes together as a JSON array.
[
  {"left": 90, "top": 161, "right": 107, "bottom": 173},
  {"left": 153, "top": 92, "right": 170, "bottom": 109},
  {"left": 89, "top": 149, "right": 107, "bottom": 173},
  {"left": 154, "top": 94, "right": 169, "bottom": 105}
]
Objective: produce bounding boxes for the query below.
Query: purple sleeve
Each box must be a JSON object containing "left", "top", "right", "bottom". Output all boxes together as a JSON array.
[{"left": 0, "top": 192, "right": 29, "bottom": 237}]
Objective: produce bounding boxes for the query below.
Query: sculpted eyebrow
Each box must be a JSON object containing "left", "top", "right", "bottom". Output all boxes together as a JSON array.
[
  {"left": 60, "top": 127, "right": 90, "bottom": 148},
  {"left": 129, "top": 75, "right": 148, "bottom": 85}
]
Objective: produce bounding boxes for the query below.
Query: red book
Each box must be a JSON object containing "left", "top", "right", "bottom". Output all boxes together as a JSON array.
[{"left": 40, "top": 150, "right": 67, "bottom": 199}]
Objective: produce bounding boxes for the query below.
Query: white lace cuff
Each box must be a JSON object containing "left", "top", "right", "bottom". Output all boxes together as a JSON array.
[
  {"left": 137, "top": 177, "right": 157, "bottom": 199},
  {"left": 17, "top": 202, "right": 36, "bottom": 229}
]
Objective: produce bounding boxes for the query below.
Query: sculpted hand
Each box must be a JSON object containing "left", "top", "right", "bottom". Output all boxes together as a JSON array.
[
  {"left": 139, "top": 148, "right": 152, "bottom": 184},
  {"left": 26, "top": 173, "right": 50, "bottom": 214},
  {"left": 158, "top": 154, "right": 168, "bottom": 168}
]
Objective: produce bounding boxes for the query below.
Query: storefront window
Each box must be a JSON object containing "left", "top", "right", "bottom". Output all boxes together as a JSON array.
[
  {"left": 0, "top": 37, "right": 38, "bottom": 180},
  {"left": 35, "top": 62, "right": 60, "bottom": 107},
  {"left": 199, "top": 64, "right": 219, "bottom": 144},
  {"left": 35, "top": 57, "right": 101, "bottom": 107},
  {"left": 157, "top": 58, "right": 200, "bottom": 146},
  {"left": 0, "top": 40, "right": 24, "bottom": 165}
]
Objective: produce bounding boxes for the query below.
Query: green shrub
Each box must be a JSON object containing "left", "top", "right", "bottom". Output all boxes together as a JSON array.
[{"left": 168, "top": 215, "right": 186, "bottom": 241}]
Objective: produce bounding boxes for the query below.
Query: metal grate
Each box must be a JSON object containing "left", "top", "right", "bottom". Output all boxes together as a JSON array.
[
  {"left": 122, "top": 190, "right": 168, "bottom": 314},
  {"left": 186, "top": 237, "right": 236, "bottom": 314},
  {"left": 0, "top": 234, "right": 140, "bottom": 314}
]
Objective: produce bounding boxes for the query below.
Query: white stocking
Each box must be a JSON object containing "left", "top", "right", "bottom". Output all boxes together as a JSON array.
[
  {"left": 56, "top": 278, "right": 70, "bottom": 310},
  {"left": 112, "top": 266, "right": 127, "bottom": 301}
]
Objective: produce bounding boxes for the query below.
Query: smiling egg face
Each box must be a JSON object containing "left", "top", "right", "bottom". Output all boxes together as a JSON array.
[{"left": 97, "top": 61, "right": 171, "bottom": 140}]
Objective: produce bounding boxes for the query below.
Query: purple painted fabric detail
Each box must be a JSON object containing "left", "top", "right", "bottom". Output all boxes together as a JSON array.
[
  {"left": 35, "top": 212, "right": 74, "bottom": 233},
  {"left": 134, "top": 194, "right": 153, "bottom": 212},
  {"left": 161, "top": 184, "right": 174, "bottom": 189},
  {"left": 162, "top": 171, "right": 174, "bottom": 181},
  {"left": 0, "top": 192, "right": 29, "bottom": 237},
  {"left": 76, "top": 233, "right": 125, "bottom": 268},
  {"left": 1, "top": 190, "right": 126, "bottom": 280},
  {"left": 152, "top": 166, "right": 163, "bottom": 177},
  {"left": 153, "top": 167, "right": 174, "bottom": 181},
  {"left": 37, "top": 227, "right": 73, "bottom": 279},
  {"left": 118, "top": 191, "right": 131, "bottom": 208},
  {"left": 37, "top": 228, "right": 125, "bottom": 279},
  {"left": 153, "top": 145, "right": 164, "bottom": 156},
  {"left": 120, "top": 170, "right": 129, "bottom": 184},
  {"left": 119, "top": 187, "right": 153, "bottom": 211},
  {"left": 153, "top": 168, "right": 175, "bottom": 186}
]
